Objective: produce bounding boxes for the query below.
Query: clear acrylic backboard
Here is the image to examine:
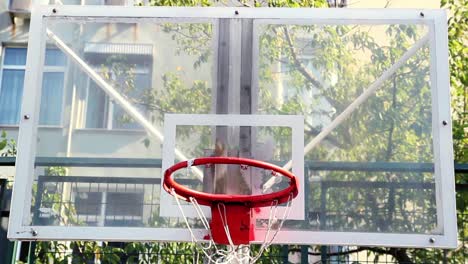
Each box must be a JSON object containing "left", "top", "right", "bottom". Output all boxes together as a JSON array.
[{"left": 8, "top": 5, "right": 457, "bottom": 248}]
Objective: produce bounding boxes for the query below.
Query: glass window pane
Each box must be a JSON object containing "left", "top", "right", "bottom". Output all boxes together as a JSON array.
[
  {"left": 0, "top": 69, "right": 25, "bottom": 124},
  {"left": 39, "top": 72, "right": 64, "bottom": 125},
  {"left": 45, "top": 49, "right": 67, "bottom": 66},
  {"left": 86, "top": 81, "right": 108, "bottom": 128},
  {"left": 75, "top": 192, "right": 102, "bottom": 216},
  {"left": 4, "top": 48, "right": 27, "bottom": 66},
  {"left": 112, "top": 73, "right": 149, "bottom": 129}
]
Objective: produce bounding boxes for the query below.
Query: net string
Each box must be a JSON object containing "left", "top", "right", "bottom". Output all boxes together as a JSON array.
[
  {"left": 251, "top": 192, "right": 293, "bottom": 263},
  {"left": 170, "top": 161, "right": 294, "bottom": 264}
]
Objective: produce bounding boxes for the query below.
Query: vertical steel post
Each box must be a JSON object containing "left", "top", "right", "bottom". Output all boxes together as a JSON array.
[
  {"left": 281, "top": 245, "right": 289, "bottom": 263},
  {"left": 320, "top": 182, "right": 328, "bottom": 263},
  {"left": 300, "top": 245, "right": 309, "bottom": 264},
  {"left": 27, "top": 242, "right": 36, "bottom": 263}
]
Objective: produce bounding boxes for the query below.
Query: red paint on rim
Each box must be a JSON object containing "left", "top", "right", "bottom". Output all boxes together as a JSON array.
[{"left": 163, "top": 157, "right": 299, "bottom": 208}]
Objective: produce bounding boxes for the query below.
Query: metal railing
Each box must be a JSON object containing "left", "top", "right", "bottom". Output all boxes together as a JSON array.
[{"left": 0, "top": 157, "right": 466, "bottom": 263}]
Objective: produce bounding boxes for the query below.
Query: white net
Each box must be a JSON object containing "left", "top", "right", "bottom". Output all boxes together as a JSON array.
[{"left": 170, "top": 161, "right": 294, "bottom": 264}]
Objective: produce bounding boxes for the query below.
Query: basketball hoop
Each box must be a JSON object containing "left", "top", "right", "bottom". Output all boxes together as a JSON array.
[{"left": 163, "top": 157, "right": 299, "bottom": 263}]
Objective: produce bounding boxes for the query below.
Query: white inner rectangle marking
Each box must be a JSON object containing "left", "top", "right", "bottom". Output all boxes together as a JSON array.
[{"left": 160, "top": 114, "right": 305, "bottom": 220}]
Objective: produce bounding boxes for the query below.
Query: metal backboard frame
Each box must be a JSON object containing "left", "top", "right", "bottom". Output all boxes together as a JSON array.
[{"left": 7, "top": 5, "right": 457, "bottom": 248}]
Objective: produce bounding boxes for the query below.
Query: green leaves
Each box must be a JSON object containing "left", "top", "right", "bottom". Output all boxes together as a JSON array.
[
  {"left": 0, "top": 131, "right": 6, "bottom": 151},
  {"left": 150, "top": 0, "right": 212, "bottom": 6},
  {"left": 444, "top": 0, "right": 468, "bottom": 164},
  {"left": 143, "top": 72, "right": 211, "bottom": 116},
  {"left": 162, "top": 22, "right": 213, "bottom": 69},
  {"left": 0, "top": 130, "right": 16, "bottom": 157},
  {"left": 27, "top": 0, "right": 468, "bottom": 262}
]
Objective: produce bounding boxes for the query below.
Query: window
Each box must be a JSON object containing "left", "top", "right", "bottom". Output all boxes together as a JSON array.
[
  {"left": 83, "top": 44, "right": 152, "bottom": 130},
  {"left": 0, "top": 47, "right": 67, "bottom": 125},
  {"left": 41, "top": 49, "right": 67, "bottom": 125},
  {"left": 0, "top": 48, "right": 26, "bottom": 125},
  {"left": 86, "top": 71, "right": 150, "bottom": 129},
  {"left": 74, "top": 191, "right": 144, "bottom": 227}
]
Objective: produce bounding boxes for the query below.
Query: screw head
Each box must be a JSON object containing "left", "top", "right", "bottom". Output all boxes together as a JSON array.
[
  {"left": 234, "top": 10, "right": 239, "bottom": 15},
  {"left": 429, "top": 237, "right": 435, "bottom": 243},
  {"left": 442, "top": 120, "right": 448, "bottom": 126},
  {"left": 31, "top": 229, "right": 38, "bottom": 237},
  {"left": 420, "top": 12, "right": 424, "bottom": 17},
  {"left": 52, "top": 8, "right": 57, "bottom": 14},
  {"left": 23, "top": 114, "right": 30, "bottom": 120}
]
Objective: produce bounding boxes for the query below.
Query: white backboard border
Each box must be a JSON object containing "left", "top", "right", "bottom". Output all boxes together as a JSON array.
[{"left": 7, "top": 5, "right": 456, "bottom": 248}]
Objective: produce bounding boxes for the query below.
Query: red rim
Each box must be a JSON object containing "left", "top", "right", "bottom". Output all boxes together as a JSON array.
[{"left": 163, "top": 157, "right": 299, "bottom": 208}]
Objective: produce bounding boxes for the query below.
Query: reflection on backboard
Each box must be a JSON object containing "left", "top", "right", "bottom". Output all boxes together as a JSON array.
[{"left": 8, "top": 6, "right": 456, "bottom": 248}]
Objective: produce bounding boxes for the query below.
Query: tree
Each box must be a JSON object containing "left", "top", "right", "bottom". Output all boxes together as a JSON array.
[
  {"left": 255, "top": 20, "right": 436, "bottom": 264},
  {"left": 0, "top": 131, "right": 16, "bottom": 157},
  {"left": 11, "top": 0, "right": 466, "bottom": 263}
]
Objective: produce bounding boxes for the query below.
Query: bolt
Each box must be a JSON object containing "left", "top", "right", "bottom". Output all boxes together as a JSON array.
[
  {"left": 420, "top": 12, "right": 424, "bottom": 17},
  {"left": 429, "top": 237, "right": 435, "bottom": 243},
  {"left": 23, "top": 114, "right": 30, "bottom": 120},
  {"left": 52, "top": 8, "right": 57, "bottom": 14},
  {"left": 234, "top": 10, "right": 239, "bottom": 15},
  {"left": 31, "top": 229, "right": 38, "bottom": 237},
  {"left": 442, "top": 120, "right": 448, "bottom": 126}
]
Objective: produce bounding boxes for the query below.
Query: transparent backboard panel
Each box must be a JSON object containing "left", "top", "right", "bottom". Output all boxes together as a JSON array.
[
  {"left": 29, "top": 17, "right": 216, "bottom": 228},
  {"left": 12, "top": 7, "right": 455, "bottom": 246},
  {"left": 255, "top": 23, "right": 436, "bottom": 233},
  {"left": 31, "top": 19, "right": 435, "bottom": 231}
]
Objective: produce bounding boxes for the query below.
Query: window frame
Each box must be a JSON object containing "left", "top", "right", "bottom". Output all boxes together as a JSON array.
[
  {"left": 71, "top": 187, "right": 145, "bottom": 226},
  {"left": 0, "top": 45, "right": 68, "bottom": 127},
  {"left": 83, "top": 65, "right": 151, "bottom": 131},
  {"left": 0, "top": 45, "right": 27, "bottom": 127}
]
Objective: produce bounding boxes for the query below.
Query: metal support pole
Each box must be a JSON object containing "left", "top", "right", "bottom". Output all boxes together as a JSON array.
[
  {"left": 10, "top": 241, "right": 19, "bottom": 264},
  {"left": 27, "top": 242, "right": 36, "bottom": 264},
  {"left": 301, "top": 168, "right": 310, "bottom": 264},
  {"left": 32, "top": 177, "right": 44, "bottom": 225},
  {"left": 281, "top": 245, "right": 289, "bottom": 263},
  {"left": 320, "top": 246, "right": 328, "bottom": 264},
  {"left": 303, "top": 167, "right": 310, "bottom": 226},
  {"left": 300, "top": 245, "right": 308, "bottom": 263},
  {"left": 320, "top": 182, "right": 328, "bottom": 263}
]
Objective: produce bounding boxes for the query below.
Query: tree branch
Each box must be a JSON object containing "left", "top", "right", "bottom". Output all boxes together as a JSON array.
[{"left": 282, "top": 27, "right": 324, "bottom": 89}]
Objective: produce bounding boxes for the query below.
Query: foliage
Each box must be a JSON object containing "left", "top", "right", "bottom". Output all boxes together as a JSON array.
[
  {"left": 162, "top": 23, "right": 214, "bottom": 69},
  {"left": 3, "top": 0, "right": 462, "bottom": 263},
  {"left": 0, "top": 131, "right": 6, "bottom": 152},
  {"left": 444, "top": 2, "right": 468, "bottom": 238},
  {"left": 444, "top": 0, "right": 468, "bottom": 165},
  {"left": 0, "top": 130, "right": 17, "bottom": 157},
  {"left": 403, "top": 0, "right": 468, "bottom": 263},
  {"left": 145, "top": 0, "right": 329, "bottom": 7},
  {"left": 34, "top": 241, "right": 126, "bottom": 264},
  {"left": 257, "top": 22, "right": 436, "bottom": 243}
]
